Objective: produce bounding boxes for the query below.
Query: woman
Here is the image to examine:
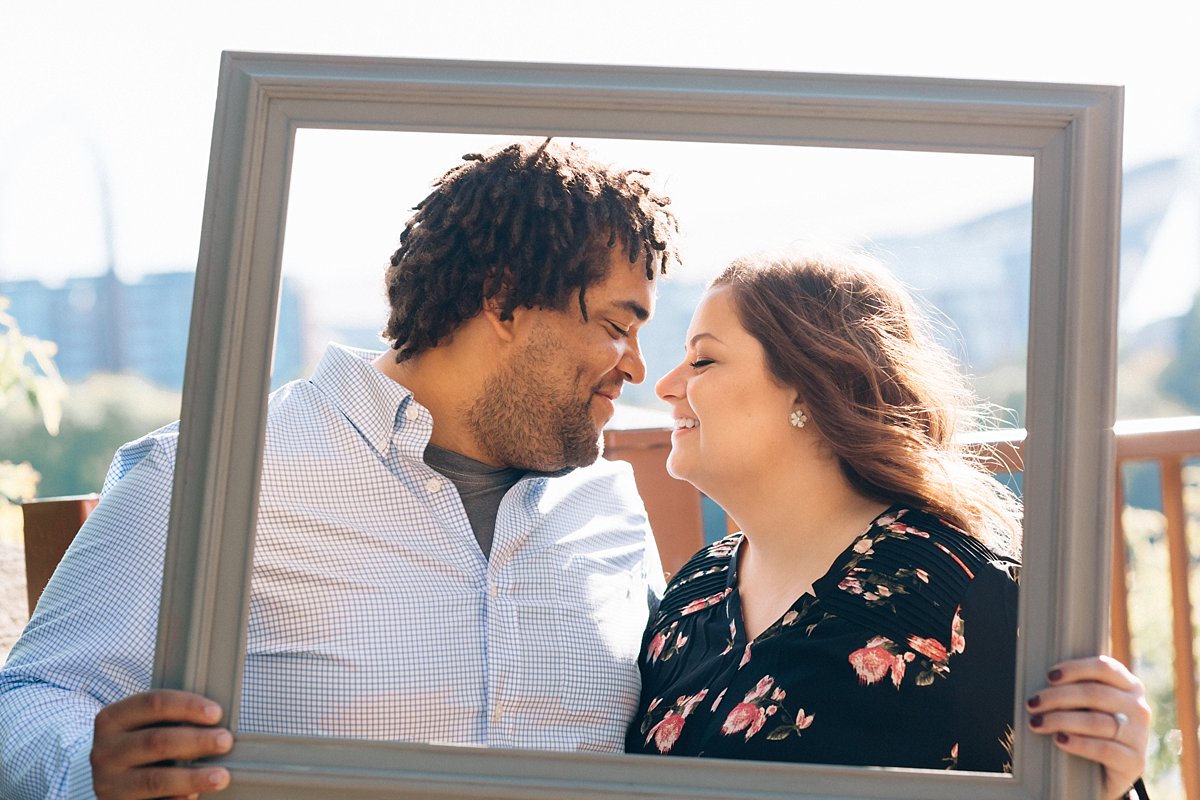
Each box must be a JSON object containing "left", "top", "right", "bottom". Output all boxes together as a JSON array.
[{"left": 625, "top": 249, "right": 1150, "bottom": 799}]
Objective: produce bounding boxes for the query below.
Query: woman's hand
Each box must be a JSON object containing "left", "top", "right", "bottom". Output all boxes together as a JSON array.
[{"left": 1025, "top": 655, "right": 1151, "bottom": 799}]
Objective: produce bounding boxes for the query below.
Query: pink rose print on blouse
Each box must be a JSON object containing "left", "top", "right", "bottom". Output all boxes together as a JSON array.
[
  {"left": 766, "top": 706, "right": 815, "bottom": 741},
  {"left": 720, "top": 618, "right": 736, "bottom": 656},
  {"left": 705, "top": 538, "right": 739, "bottom": 559},
  {"left": 647, "top": 624, "right": 672, "bottom": 663},
  {"left": 838, "top": 574, "right": 864, "bottom": 595},
  {"left": 645, "top": 620, "right": 690, "bottom": 664},
  {"left": 849, "top": 632, "right": 956, "bottom": 688},
  {"left": 951, "top": 607, "right": 966, "bottom": 655},
  {"left": 649, "top": 712, "right": 686, "bottom": 753},
  {"left": 681, "top": 587, "right": 732, "bottom": 616},
  {"left": 880, "top": 509, "right": 931, "bottom": 538},
  {"left": 848, "top": 635, "right": 913, "bottom": 688},
  {"left": 907, "top": 635, "right": 949, "bottom": 664},
  {"left": 721, "top": 676, "right": 778, "bottom": 740},
  {"left": 719, "top": 676, "right": 817, "bottom": 742},
  {"left": 747, "top": 675, "right": 775, "bottom": 702},
  {"left": 944, "top": 742, "right": 959, "bottom": 770},
  {"left": 645, "top": 688, "right": 709, "bottom": 754},
  {"left": 722, "top": 701, "right": 771, "bottom": 739},
  {"left": 907, "top": 633, "right": 954, "bottom": 686},
  {"left": 738, "top": 642, "right": 753, "bottom": 668},
  {"left": 838, "top": 566, "right": 909, "bottom": 608}
]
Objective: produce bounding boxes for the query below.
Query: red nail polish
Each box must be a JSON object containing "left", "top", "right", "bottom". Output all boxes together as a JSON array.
[
  {"left": 1027, "top": 694, "right": 1041, "bottom": 708},
  {"left": 1030, "top": 714, "right": 1043, "bottom": 728},
  {"left": 1055, "top": 732, "right": 1069, "bottom": 744},
  {"left": 1047, "top": 668, "right": 1063, "bottom": 682}
]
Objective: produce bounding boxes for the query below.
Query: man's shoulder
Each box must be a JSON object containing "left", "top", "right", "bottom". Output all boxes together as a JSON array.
[
  {"left": 550, "top": 455, "right": 639, "bottom": 494},
  {"left": 536, "top": 456, "right": 646, "bottom": 518},
  {"left": 580, "top": 454, "right": 637, "bottom": 480},
  {"left": 103, "top": 422, "right": 182, "bottom": 492}
]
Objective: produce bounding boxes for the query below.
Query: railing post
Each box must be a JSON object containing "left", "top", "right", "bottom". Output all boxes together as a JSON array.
[
  {"left": 20, "top": 495, "right": 99, "bottom": 615},
  {"left": 1111, "top": 464, "right": 1132, "bottom": 668},
  {"left": 1161, "top": 455, "right": 1200, "bottom": 800},
  {"left": 602, "top": 428, "right": 705, "bottom": 578}
]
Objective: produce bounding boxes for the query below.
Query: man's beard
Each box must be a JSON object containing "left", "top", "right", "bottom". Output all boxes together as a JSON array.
[{"left": 465, "top": 327, "right": 606, "bottom": 472}]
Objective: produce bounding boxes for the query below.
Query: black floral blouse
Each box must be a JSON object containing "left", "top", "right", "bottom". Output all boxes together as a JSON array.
[{"left": 626, "top": 506, "right": 1020, "bottom": 772}]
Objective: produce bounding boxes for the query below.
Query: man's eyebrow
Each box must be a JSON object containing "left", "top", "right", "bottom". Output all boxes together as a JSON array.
[
  {"left": 688, "top": 332, "right": 722, "bottom": 348},
  {"left": 611, "top": 299, "right": 651, "bottom": 322}
]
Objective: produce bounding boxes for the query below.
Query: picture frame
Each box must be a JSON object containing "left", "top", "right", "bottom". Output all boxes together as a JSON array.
[{"left": 154, "top": 51, "right": 1122, "bottom": 799}]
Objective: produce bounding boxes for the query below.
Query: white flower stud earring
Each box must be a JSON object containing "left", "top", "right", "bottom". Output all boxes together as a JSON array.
[{"left": 789, "top": 408, "right": 808, "bottom": 429}]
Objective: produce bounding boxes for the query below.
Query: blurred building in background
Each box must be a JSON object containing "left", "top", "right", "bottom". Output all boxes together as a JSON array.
[{"left": 0, "top": 270, "right": 308, "bottom": 390}]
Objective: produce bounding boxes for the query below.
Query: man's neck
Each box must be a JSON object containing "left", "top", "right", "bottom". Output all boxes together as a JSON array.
[{"left": 371, "top": 347, "right": 499, "bottom": 466}]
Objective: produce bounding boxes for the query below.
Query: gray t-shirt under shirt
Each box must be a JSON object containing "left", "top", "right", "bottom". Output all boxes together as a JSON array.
[{"left": 423, "top": 443, "right": 527, "bottom": 559}]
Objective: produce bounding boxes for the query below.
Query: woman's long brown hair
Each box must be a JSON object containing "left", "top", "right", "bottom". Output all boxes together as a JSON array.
[{"left": 712, "top": 248, "right": 1022, "bottom": 557}]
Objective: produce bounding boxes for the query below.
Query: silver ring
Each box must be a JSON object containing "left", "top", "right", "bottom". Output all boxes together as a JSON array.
[{"left": 1111, "top": 711, "right": 1129, "bottom": 740}]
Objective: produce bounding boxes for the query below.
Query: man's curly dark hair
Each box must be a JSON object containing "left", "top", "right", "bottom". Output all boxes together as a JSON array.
[{"left": 382, "top": 138, "right": 680, "bottom": 361}]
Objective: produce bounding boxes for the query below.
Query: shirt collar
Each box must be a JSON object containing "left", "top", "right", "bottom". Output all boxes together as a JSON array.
[{"left": 309, "top": 343, "right": 424, "bottom": 456}]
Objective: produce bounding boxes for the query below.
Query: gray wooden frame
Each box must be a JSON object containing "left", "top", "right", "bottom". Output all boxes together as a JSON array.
[{"left": 154, "top": 52, "right": 1122, "bottom": 799}]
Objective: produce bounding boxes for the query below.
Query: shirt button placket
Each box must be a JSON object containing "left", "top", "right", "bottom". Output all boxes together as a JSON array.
[{"left": 486, "top": 576, "right": 508, "bottom": 745}]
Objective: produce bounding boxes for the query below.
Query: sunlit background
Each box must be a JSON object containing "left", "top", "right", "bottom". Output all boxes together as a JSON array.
[{"left": 2, "top": 3, "right": 1198, "bottom": 796}]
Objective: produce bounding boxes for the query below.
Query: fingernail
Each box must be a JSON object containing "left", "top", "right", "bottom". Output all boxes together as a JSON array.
[
  {"left": 1026, "top": 694, "right": 1041, "bottom": 708},
  {"left": 1055, "top": 732, "right": 1070, "bottom": 744},
  {"left": 1047, "top": 668, "right": 1063, "bottom": 682},
  {"left": 202, "top": 701, "right": 222, "bottom": 721},
  {"left": 215, "top": 730, "right": 233, "bottom": 750},
  {"left": 1029, "top": 714, "right": 1043, "bottom": 728},
  {"left": 207, "top": 768, "right": 230, "bottom": 788}
]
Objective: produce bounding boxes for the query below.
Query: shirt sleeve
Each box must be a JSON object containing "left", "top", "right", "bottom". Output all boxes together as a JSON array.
[
  {"left": 946, "top": 558, "right": 1019, "bottom": 772},
  {"left": 0, "top": 428, "right": 178, "bottom": 800}
]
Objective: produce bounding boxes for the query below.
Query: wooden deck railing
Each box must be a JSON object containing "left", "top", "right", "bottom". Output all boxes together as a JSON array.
[
  {"left": 1112, "top": 417, "right": 1200, "bottom": 800},
  {"left": 605, "top": 418, "right": 1200, "bottom": 798}
]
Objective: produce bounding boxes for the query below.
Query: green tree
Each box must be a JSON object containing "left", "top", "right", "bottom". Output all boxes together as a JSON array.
[
  {"left": 1, "top": 374, "right": 180, "bottom": 499},
  {"left": 0, "top": 296, "right": 66, "bottom": 541}
]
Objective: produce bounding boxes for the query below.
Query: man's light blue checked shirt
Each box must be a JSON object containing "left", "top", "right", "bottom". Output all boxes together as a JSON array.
[{"left": 0, "top": 344, "right": 665, "bottom": 800}]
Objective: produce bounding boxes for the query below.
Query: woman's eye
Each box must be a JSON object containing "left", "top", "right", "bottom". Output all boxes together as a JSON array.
[{"left": 689, "top": 358, "right": 714, "bottom": 369}]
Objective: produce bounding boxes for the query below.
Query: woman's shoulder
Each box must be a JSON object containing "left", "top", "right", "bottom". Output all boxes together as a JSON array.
[
  {"left": 650, "top": 534, "right": 742, "bottom": 628},
  {"left": 815, "top": 506, "right": 1019, "bottom": 648},
  {"left": 858, "top": 506, "right": 1018, "bottom": 580}
]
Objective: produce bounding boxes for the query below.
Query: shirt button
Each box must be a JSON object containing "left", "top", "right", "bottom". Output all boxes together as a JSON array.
[
  {"left": 404, "top": 404, "right": 419, "bottom": 422},
  {"left": 425, "top": 477, "right": 444, "bottom": 494},
  {"left": 488, "top": 584, "right": 498, "bottom": 598},
  {"left": 492, "top": 703, "right": 505, "bottom": 722}
]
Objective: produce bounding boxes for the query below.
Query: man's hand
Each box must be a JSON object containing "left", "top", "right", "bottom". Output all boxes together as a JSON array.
[{"left": 91, "top": 689, "right": 233, "bottom": 800}]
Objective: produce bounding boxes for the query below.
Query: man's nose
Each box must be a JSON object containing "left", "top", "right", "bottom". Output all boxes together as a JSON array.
[{"left": 619, "top": 339, "right": 647, "bottom": 384}]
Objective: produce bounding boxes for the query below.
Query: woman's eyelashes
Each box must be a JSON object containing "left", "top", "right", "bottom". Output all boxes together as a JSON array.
[{"left": 688, "top": 357, "right": 714, "bottom": 369}]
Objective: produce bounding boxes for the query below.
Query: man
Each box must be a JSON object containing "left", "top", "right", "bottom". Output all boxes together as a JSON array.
[{"left": 0, "top": 139, "right": 681, "bottom": 800}]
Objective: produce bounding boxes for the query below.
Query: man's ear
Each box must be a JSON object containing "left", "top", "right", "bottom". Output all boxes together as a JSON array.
[{"left": 481, "top": 292, "right": 519, "bottom": 344}]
